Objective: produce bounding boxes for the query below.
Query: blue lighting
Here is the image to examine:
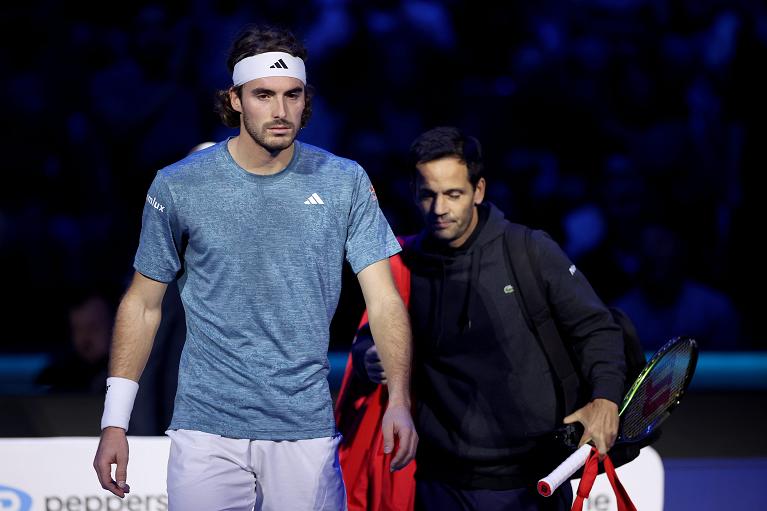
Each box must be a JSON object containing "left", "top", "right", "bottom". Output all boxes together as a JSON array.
[{"left": 688, "top": 352, "right": 767, "bottom": 390}]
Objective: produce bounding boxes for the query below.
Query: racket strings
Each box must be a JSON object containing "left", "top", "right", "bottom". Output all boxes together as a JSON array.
[{"left": 620, "top": 340, "right": 695, "bottom": 441}]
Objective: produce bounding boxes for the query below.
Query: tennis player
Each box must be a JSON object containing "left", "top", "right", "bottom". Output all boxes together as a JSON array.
[{"left": 93, "top": 24, "right": 417, "bottom": 511}]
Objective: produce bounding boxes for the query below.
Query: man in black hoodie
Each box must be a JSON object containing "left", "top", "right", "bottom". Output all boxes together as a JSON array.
[{"left": 351, "top": 126, "right": 626, "bottom": 510}]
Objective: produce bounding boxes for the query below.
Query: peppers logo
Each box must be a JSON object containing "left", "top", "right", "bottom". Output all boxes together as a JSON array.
[{"left": 0, "top": 485, "right": 32, "bottom": 511}]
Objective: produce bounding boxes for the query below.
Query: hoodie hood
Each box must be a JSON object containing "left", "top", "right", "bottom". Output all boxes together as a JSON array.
[
  {"left": 404, "top": 202, "right": 509, "bottom": 334},
  {"left": 410, "top": 202, "right": 508, "bottom": 258}
]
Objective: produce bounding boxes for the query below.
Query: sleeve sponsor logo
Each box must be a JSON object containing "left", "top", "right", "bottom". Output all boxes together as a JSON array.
[{"left": 146, "top": 194, "right": 166, "bottom": 213}]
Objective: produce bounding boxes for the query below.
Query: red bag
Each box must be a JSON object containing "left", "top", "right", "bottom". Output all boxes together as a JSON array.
[
  {"left": 334, "top": 250, "right": 416, "bottom": 511},
  {"left": 571, "top": 448, "right": 637, "bottom": 511}
]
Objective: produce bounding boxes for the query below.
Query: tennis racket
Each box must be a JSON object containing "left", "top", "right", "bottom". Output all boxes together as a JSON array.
[{"left": 537, "top": 335, "right": 698, "bottom": 497}]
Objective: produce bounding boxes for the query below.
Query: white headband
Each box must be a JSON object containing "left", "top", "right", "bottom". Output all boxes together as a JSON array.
[{"left": 232, "top": 52, "right": 307, "bottom": 86}]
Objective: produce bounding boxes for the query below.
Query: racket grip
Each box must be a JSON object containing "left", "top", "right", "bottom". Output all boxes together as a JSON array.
[{"left": 537, "top": 444, "right": 592, "bottom": 497}]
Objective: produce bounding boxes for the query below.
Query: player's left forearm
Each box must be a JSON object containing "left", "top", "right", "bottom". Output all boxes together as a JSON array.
[{"left": 367, "top": 294, "right": 412, "bottom": 407}]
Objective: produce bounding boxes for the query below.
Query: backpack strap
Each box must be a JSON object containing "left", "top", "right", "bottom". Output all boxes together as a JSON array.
[{"left": 502, "top": 224, "right": 581, "bottom": 417}]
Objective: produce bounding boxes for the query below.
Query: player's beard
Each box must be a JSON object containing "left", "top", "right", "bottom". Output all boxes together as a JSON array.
[{"left": 242, "top": 113, "right": 298, "bottom": 153}]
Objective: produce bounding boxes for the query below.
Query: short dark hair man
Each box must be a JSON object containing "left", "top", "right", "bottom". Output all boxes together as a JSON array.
[{"left": 349, "top": 126, "right": 625, "bottom": 510}]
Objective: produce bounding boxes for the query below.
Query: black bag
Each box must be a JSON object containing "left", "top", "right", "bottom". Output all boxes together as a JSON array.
[{"left": 502, "top": 224, "right": 654, "bottom": 471}]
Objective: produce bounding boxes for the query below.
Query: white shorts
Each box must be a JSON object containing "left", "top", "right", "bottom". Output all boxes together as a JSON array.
[{"left": 166, "top": 429, "right": 347, "bottom": 511}]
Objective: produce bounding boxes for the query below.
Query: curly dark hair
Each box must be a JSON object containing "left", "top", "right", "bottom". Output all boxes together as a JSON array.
[
  {"left": 409, "top": 126, "right": 484, "bottom": 187},
  {"left": 214, "top": 24, "right": 313, "bottom": 128}
]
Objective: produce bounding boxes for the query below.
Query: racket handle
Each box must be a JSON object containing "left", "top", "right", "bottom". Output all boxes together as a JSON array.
[{"left": 537, "top": 444, "right": 592, "bottom": 497}]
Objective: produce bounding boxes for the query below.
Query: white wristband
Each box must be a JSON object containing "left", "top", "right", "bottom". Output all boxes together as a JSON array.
[{"left": 101, "top": 377, "right": 139, "bottom": 431}]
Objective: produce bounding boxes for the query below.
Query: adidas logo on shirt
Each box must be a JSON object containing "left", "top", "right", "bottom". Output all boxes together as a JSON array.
[
  {"left": 304, "top": 193, "right": 325, "bottom": 205},
  {"left": 270, "top": 59, "right": 289, "bottom": 69}
]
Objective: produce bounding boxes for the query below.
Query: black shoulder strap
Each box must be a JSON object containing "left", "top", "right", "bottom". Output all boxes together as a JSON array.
[{"left": 503, "top": 224, "right": 580, "bottom": 416}]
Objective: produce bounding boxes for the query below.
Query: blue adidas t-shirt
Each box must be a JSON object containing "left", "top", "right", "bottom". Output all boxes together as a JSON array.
[{"left": 134, "top": 139, "right": 400, "bottom": 439}]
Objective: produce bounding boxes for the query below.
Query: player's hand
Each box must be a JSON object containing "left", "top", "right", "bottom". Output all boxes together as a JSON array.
[
  {"left": 381, "top": 402, "right": 418, "bottom": 472},
  {"left": 93, "top": 426, "right": 131, "bottom": 498},
  {"left": 563, "top": 398, "right": 619, "bottom": 459},
  {"left": 364, "top": 344, "right": 387, "bottom": 384}
]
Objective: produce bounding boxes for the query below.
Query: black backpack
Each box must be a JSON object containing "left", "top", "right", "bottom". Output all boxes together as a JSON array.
[{"left": 502, "top": 224, "right": 652, "bottom": 469}]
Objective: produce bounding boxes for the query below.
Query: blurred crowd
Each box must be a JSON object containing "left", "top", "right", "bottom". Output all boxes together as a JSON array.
[{"left": 1, "top": 0, "right": 764, "bottom": 385}]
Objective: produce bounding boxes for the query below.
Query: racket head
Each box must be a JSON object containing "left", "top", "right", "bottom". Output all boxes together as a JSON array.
[{"left": 618, "top": 335, "right": 698, "bottom": 443}]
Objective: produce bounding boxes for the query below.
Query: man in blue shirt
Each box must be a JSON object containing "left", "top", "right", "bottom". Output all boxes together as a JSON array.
[{"left": 93, "top": 24, "right": 417, "bottom": 511}]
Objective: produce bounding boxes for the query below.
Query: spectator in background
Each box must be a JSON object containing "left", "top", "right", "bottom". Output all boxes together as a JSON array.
[
  {"left": 614, "top": 223, "right": 741, "bottom": 351},
  {"left": 36, "top": 287, "right": 114, "bottom": 393}
]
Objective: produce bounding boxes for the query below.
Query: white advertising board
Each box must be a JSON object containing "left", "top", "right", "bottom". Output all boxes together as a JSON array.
[{"left": 0, "top": 437, "right": 662, "bottom": 511}]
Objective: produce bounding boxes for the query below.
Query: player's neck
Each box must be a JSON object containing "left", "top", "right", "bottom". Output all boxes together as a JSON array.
[{"left": 228, "top": 136, "right": 295, "bottom": 175}]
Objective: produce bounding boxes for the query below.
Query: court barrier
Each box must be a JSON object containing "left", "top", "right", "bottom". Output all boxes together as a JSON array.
[{"left": 0, "top": 437, "right": 663, "bottom": 511}]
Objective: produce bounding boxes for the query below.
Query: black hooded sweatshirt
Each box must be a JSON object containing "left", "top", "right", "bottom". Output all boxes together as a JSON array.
[{"left": 402, "top": 203, "right": 625, "bottom": 489}]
